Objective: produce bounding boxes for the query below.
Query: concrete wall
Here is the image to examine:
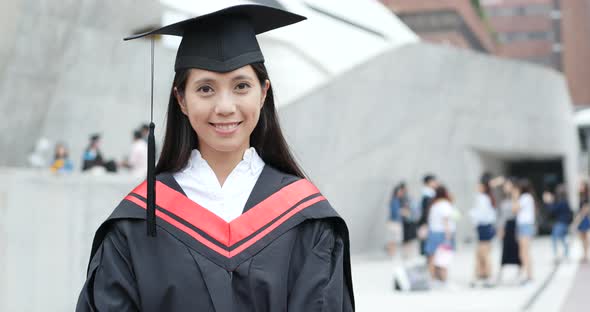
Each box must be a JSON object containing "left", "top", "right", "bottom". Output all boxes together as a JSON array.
[
  {"left": 279, "top": 42, "right": 578, "bottom": 253},
  {"left": 0, "top": 0, "right": 171, "bottom": 167},
  {"left": 0, "top": 169, "right": 138, "bottom": 311}
]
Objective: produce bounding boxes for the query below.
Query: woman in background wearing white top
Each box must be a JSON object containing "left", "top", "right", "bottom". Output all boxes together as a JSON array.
[
  {"left": 425, "top": 185, "right": 456, "bottom": 282},
  {"left": 512, "top": 179, "right": 536, "bottom": 285},
  {"left": 469, "top": 174, "right": 497, "bottom": 287}
]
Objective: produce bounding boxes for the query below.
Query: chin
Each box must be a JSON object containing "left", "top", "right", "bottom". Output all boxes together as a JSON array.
[{"left": 207, "top": 141, "right": 248, "bottom": 154}]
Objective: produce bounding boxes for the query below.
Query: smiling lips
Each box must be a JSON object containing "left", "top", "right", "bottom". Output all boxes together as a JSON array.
[{"left": 210, "top": 122, "right": 242, "bottom": 135}]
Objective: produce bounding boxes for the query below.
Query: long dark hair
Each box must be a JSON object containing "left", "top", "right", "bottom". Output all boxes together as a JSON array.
[
  {"left": 518, "top": 178, "right": 534, "bottom": 195},
  {"left": 480, "top": 173, "right": 497, "bottom": 208},
  {"left": 155, "top": 62, "right": 305, "bottom": 178}
]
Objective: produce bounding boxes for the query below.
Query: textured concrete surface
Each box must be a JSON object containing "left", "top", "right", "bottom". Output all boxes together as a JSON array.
[
  {"left": 279, "top": 42, "right": 578, "bottom": 254},
  {"left": 0, "top": 169, "right": 140, "bottom": 311},
  {"left": 0, "top": 0, "right": 170, "bottom": 167}
]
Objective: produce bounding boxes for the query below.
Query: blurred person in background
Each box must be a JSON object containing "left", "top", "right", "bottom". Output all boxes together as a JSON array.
[
  {"left": 418, "top": 174, "right": 438, "bottom": 256},
  {"left": 425, "top": 185, "right": 456, "bottom": 283},
  {"left": 386, "top": 183, "right": 404, "bottom": 257},
  {"left": 512, "top": 179, "right": 536, "bottom": 285},
  {"left": 82, "top": 134, "right": 117, "bottom": 173},
  {"left": 388, "top": 182, "right": 417, "bottom": 259},
  {"left": 543, "top": 184, "right": 573, "bottom": 263},
  {"left": 120, "top": 129, "right": 148, "bottom": 178},
  {"left": 469, "top": 173, "right": 497, "bottom": 287},
  {"left": 140, "top": 123, "right": 150, "bottom": 141},
  {"left": 573, "top": 180, "right": 590, "bottom": 263},
  {"left": 50, "top": 142, "right": 74, "bottom": 174},
  {"left": 497, "top": 177, "right": 521, "bottom": 284}
]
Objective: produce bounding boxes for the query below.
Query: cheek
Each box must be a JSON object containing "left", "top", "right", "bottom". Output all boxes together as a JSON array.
[
  {"left": 183, "top": 96, "right": 209, "bottom": 120},
  {"left": 242, "top": 94, "right": 263, "bottom": 122}
]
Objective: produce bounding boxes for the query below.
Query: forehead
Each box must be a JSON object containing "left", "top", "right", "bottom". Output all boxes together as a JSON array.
[{"left": 187, "top": 65, "right": 257, "bottom": 81}]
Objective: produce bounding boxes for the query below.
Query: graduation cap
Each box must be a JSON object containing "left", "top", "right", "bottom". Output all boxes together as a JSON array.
[{"left": 124, "top": 4, "right": 306, "bottom": 236}]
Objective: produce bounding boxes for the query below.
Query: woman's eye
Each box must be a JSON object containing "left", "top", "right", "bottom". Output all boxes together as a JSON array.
[
  {"left": 236, "top": 83, "right": 251, "bottom": 91},
  {"left": 197, "top": 86, "right": 213, "bottom": 93}
]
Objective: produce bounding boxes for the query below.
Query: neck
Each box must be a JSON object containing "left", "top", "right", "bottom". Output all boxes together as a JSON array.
[{"left": 199, "top": 144, "right": 249, "bottom": 186}]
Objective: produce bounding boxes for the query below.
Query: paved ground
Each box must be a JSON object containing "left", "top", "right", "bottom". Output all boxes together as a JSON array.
[{"left": 351, "top": 237, "right": 588, "bottom": 312}]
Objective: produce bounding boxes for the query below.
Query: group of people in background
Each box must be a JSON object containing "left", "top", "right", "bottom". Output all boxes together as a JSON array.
[
  {"left": 48, "top": 123, "right": 150, "bottom": 177},
  {"left": 387, "top": 173, "right": 590, "bottom": 289},
  {"left": 388, "top": 174, "right": 458, "bottom": 284}
]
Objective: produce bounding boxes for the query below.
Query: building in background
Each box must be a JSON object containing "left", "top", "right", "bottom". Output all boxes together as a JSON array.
[
  {"left": 383, "top": 0, "right": 590, "bottom": 108},
  {"left": 380, "top": 0, "right": 496, "bottom": 53},
  {"left": 560, "top": 0, "right": 590, "bottom": 107},
  {"left": 481, "top": 0, "right": 562, "bottom": 69}
]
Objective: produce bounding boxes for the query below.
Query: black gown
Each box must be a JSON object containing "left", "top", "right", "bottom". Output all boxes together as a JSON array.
[{"left": 76, "top": 166, "right": 354, "bottom": 311}]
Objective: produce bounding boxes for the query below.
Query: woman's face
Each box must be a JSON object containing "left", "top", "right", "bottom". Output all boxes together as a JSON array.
[
  {"left": 56, "top": 145, "right": 66, "bottom": 158},
  {"left": 175, "top": 65, "right": 269, "bottom": 155},
  {"left": 477, "top": 183, "right": 485, "bottom": 193}
]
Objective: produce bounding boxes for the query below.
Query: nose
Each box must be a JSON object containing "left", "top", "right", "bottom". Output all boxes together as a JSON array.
[{"left": 214, "top": 92, "right": 237, "bottom": 116}]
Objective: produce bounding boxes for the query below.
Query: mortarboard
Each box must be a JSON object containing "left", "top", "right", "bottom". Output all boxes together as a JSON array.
[{"left": 123, "top": 4, "right": 306, "bottom": 236}]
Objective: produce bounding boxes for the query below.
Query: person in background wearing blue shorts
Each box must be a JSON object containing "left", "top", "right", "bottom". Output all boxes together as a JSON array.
[
  {"left": 470, "top": 173, "right": 497, "bottom": 287},
  {"left": 512, "top": 179, "right": 536, "bottom": 285}
]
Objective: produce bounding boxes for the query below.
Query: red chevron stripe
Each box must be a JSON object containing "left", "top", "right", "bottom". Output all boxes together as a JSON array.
[
  {"left": 130, "top": 179, "right": 321, "bottom": 249},
  {"left": 229, "top": 195, "right": 326, "bottom": 257},
  {"left": 125, "top": 195, "right": 230, "bottom": 257}
]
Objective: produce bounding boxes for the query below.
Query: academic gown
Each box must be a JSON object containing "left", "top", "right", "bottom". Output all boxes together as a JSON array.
[{"left": 76, "top": 165, "right": 355, "bottom": 311}]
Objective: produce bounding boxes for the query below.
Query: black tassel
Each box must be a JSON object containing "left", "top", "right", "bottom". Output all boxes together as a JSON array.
[
  {"left": 147, "top": 37, "right": 157, "bottom": 237},
  {"left": 147, "top": 122, "right": 157, "bottom": 236}
]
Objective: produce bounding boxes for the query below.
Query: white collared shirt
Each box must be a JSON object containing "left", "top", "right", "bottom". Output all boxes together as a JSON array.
[{"left": 173, "top": 147, "right": 266, "bottom": 222}]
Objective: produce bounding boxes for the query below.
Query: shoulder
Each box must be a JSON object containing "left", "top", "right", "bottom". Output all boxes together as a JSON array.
[
  {"left": 434, "top": 200, "right": 453, "bottom": 211},
  {"left": 520, "top": 193, "right": 534, "bottom": 203}
]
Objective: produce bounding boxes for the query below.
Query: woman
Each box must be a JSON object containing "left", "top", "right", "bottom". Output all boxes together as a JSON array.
[
  {"left": 386, "top": 183, "right": 404, "bottom": 257},
  {"left": 425, "top": 185, "right": 456, "bottom": 283},
  {"left": 469, "top": 174, "right": 497, "bottom": 287},
  {"left": 389, "top": 182, "right": 417, "bottom": 259},
  {"left": 573, "top": 180, "right": 590, "bottom": 263},
  {"left": 497, "top": 178, "right": 521, "bottom": 284},
  {"left": 76, "top": 5, "right": 354, "bottom": 311},
  {"left": 512, "top": 179, "right": 536, "bottom": 285},
  {"left": 543, "top": 184, "right": 572, "bottom": 262},
  {"left": 50, "top": 143, "right": 73, "bottom": 174}
]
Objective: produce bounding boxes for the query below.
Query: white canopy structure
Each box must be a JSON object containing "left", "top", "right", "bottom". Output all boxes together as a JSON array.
[{"left": 158, "top": 0, "right": 419, "bottom": 105}]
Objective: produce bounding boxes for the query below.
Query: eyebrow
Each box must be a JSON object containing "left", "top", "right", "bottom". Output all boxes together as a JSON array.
[
  {"left": 192, "top": 78, "right": 215, "bottom": 85},
  {"left": 191, "top": 75, "right": 254, "bottom": 85},
  {"left": 231, "top": 75, "right": 254, "bottom": 81}
]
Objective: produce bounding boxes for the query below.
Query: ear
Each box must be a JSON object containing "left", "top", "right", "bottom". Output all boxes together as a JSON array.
[
  {"left": 174, "top": 87, "right": 188, "bottom": 115},
  {"left": 260, "top": 79, "right": 270, "bottom": 109}
]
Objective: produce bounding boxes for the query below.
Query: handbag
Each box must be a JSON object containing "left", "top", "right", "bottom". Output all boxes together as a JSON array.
[{"left": 433, "top": 243, "right": 454, "bottom": 268}]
